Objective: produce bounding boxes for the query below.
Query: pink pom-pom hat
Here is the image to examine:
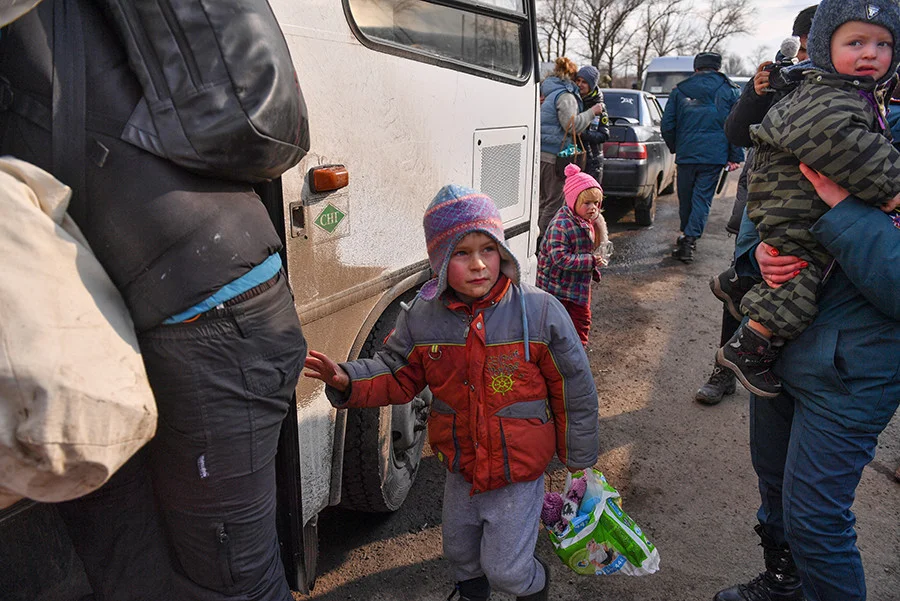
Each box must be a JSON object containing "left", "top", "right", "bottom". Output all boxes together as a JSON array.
[{"left": 562, "top": 163, "right": 602, "bottom": 211}]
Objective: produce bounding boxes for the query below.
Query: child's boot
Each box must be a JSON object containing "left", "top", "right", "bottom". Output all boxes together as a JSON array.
[
  {"left": 716, "top": 324, "right": 783, "bottom": 398},
  {"left": 447, "top": 575, "right": 490, "bottom": 601},
  {"left": 516, "top": 557, "right": 549, "bottom": 601},
  {"left": 709, "top": 267, "right": 756, "bottom": 320}
]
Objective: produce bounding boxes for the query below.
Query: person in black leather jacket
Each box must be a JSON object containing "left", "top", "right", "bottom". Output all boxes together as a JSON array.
[
  {"left": 574, "top": 65, "right": 610, "bottom": 185},
  {"left": 0, "top": 2, "right": 308, "bottom": 600}
]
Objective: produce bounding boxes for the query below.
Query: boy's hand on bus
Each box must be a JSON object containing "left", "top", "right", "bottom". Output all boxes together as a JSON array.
[
  {"left": 304, "top": 350, "right": 350, "bottom": 391},
  {"left": 726, "top": 161, "right": 740, "bottom": 172},
  {"left": 754, "top": 61, "right": 772, "bottom": 95},
  {"left": 798, "top": 163, "right": 850, "bottom": 208},
  {"left": 755, "top": 242, "right": 807, "bottom": 288}
]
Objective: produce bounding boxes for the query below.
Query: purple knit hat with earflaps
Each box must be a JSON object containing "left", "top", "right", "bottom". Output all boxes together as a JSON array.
[{"left": 419, "top": 185, "right": 520, "bottom": 301}]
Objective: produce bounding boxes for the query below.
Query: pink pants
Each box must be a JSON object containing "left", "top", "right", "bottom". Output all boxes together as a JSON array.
[{"left": 560, "top": 298, "right": 592, "bottom": 346}]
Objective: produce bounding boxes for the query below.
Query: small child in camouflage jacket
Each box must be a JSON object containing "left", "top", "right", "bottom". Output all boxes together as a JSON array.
[{"left": 716, "top": 0, "right": 900, "bottom": 397}]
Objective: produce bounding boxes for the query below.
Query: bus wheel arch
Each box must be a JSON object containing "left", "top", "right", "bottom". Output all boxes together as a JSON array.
[{"left": 339, "top": 286, "right": 432, "bottom": 512}]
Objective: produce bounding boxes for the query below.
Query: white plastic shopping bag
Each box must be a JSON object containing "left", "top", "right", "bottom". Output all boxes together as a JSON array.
[{"left": 542, "top": 468, "right": 660, "bottom": 576}]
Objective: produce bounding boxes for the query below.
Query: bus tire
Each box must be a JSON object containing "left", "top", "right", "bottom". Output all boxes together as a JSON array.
[
  {"left": 300, "top": 517, "right": 318, "bottom": 592},
  {"left": 340, "top": 292, "right": 431, "bottom": 512}
]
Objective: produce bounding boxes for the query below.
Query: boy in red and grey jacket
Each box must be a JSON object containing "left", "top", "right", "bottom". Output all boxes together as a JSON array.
[{"left": 304, "top": 185, "right": 599, "bottom": 601}]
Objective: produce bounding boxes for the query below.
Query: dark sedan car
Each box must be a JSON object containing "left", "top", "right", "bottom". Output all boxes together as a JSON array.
[{"left": 600, "top": 89, "right": 675, "bottom": 226}]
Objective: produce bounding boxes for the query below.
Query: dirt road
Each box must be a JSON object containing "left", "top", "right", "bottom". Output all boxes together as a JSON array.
[{"left": 304, "top": 186, "right": 900, "bottom": 601}]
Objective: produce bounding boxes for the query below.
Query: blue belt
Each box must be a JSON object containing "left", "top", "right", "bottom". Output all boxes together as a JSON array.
[{"left": 163, "top": 253, "right": 283, "bottom": 324}]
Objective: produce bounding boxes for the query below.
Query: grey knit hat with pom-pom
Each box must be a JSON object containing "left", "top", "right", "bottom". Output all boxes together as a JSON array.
[{"left": 807, "top": 0, "right": 900, "bottom": 83}]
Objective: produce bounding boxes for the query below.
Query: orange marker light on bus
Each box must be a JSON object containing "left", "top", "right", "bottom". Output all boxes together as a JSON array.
[{"left": 309, "top": 165, "right": 349, "bottom": 193}]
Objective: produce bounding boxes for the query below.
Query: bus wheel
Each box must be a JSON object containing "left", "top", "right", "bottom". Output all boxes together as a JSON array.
[
  {"left": 300, "top": 516, "right": 317, "bottom": 592},
  {"left": 340, "top": 293, "right": 431, "bottom": 512}
]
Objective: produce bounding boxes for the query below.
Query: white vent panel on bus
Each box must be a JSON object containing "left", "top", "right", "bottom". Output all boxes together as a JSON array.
[
  {"left": 472, "top": 126, "right": 529, "bottom": 222},
  {"left": 480, "top": 143, "right": 521, "bottom": 210}
]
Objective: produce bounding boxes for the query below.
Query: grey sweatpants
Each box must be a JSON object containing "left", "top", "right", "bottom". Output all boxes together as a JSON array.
[{"left": 442, "top": 472, "right": 546, "bottom": 597}]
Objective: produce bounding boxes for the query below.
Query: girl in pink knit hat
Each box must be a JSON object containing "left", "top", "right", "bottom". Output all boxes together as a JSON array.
[{"left": 536, "top": 164, "right": 610, "bottom": 346}]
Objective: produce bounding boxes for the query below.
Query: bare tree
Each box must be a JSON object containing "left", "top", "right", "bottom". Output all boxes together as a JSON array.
[
  {"left": 630, "top": 0, "right": 688, "bottom": 83},
  {"left": 537, "top": 0, "right": 577, "bottom": 61},
  {"left": 751, "top": 44, "right": 774, "bottom": 68},
  {"left": 573, "top": 0, "right": 645, "bottom": 71},
  {"left": 650, "top": 7, "right": 696, "bottom": 56},
  {"left": 694, "top": 0, "right": 754, "bottom": 53},
  {"left": 722, "top": 52, "right": 750, "bottom": 76},
  {"left": 601, "top": 18, "right": 639, "bottom": 77}
]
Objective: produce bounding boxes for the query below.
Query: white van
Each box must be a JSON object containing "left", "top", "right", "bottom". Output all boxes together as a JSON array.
[
  {"left": 2, "top": 0, "right": 543, "bottom": 597},
  {"left": 641, "top": 56, "right": 694, "bottom": 110}
]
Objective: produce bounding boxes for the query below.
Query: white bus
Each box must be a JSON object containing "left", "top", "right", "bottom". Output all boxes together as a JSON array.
[
  {"left": 0, "top": 1, "right": 542, "bottom": 597},
  {"left": 266, "top": 0, "right": 542, "bottom": 592}
]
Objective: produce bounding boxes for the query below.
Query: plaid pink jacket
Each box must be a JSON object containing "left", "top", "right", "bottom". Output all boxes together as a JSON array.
[{"left": 536, "top": 206, "right": 596, "bottom": 306}]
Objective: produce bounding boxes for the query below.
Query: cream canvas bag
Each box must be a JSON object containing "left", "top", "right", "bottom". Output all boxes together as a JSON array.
[{"left": 0, "top": 157, "right": 156, "bottom": 508}]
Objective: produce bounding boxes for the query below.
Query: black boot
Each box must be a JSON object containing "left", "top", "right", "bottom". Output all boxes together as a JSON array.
[
  {"left": 516, "top": 557, "right": 549, "bottom": 601},
  {"left": 709, "top": 267, "right": 757, "bottom": 321},
  {"left": 695, "top": 365, "right": 737, "bottom": 405},
  {"left": 672, "top": 235, "right": 696, "bottom": 263},
  {"left": 716, "top": 324, "right": 783, "bottom": 398},
  {"left": 447, "top": 575, "right": 490, "bottom": 601},
  {"left": 713, "top": 525, "right": 805, "bottom": 601}
]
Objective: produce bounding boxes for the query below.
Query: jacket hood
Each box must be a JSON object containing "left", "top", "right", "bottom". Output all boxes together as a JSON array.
[
  {"left": 799, "top": 65, "right": 896, "bottom": 95},
  {"left": 675, "top": 71, "right": 737, "bottom": 100},
  {"left": 541, "top": 76, "right": 578, "bottom": 98}
]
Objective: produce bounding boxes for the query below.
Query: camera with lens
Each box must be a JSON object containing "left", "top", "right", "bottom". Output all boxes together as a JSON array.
[{"left": 762, "top": 37, "right": 801, "bottom": 93}]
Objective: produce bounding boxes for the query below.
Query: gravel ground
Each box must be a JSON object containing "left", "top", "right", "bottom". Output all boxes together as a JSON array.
[{"left": 301, "top": 184, "right": 900, "bottom": 601}]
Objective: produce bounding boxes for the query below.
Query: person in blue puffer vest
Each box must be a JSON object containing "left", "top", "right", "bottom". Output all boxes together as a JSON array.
[
  {"left": 661, "top": 52, "right": 743, "bottom": 262},
  {"left": 538, "top": 57, "right": 605, "bottom": 248}
]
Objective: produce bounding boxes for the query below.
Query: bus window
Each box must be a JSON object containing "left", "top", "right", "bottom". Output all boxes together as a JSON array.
[{"left": 346, "top": 0, "right": 529, "bottom": 79}]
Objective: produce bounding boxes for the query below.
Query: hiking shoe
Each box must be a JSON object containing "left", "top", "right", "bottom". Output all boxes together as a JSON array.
[
  {"left": 716, "top": 325, "right": 783, "bottom": 398},
  {"left": 710, "top": 267, "right": 756, "bottom": 321},
  {"left": 713, "top": 572, "right": 805, "bottom": 601},
  {"left": 671, "top": 235, "right": 695, "bottom": 256},
  {"left": 714, "top": 525, "right": 804, "bottom": 600},
  {"left": 695, "top": 365, "right": 737, "bottom": 405},
  {"left": 672, "top": 235, "right": 696, "bottom": 263}
]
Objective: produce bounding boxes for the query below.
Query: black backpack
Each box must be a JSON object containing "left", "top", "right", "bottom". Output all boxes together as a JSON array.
[{"left": 96, "top": 0, "right": 309, "bottom": 182}]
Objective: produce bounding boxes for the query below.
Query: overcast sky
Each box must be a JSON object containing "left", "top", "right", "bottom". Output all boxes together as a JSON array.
[{"left": 722, "top": 0, "right": 817, "bottom": 66}]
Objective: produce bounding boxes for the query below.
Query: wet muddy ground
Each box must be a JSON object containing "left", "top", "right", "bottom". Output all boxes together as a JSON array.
[{"left": 304, "top": 185, "right": 900, "bottom": 601}]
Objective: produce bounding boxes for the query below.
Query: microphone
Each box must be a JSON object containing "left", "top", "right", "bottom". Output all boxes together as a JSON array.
[{"left": 780, "top": 36, "right": 800, "bottom": 62}]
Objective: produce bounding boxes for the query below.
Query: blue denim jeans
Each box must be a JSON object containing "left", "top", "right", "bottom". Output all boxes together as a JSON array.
[
  {"left": 751, "top": 392, "right": 881, "bottom": 601},
  {"left": 676, "top": 163, "right": 721, "bottom": 238}
]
